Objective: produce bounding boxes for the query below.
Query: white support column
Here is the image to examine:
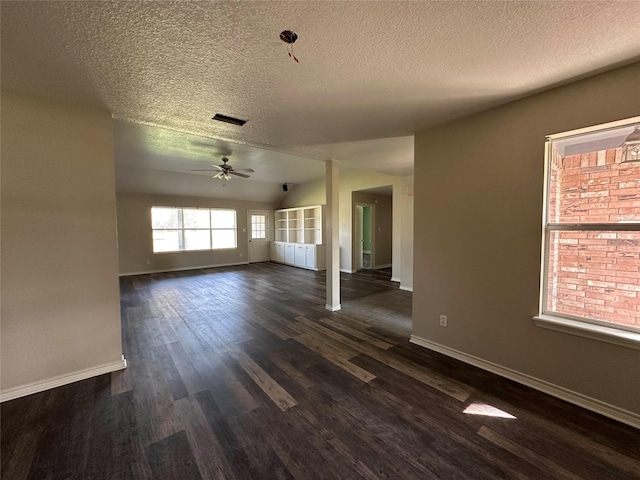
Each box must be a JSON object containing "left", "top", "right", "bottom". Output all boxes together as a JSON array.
[
  {"left": 399, "top": 177, "right": 414, "bottom": 292},
  {"left": 325, "top": 159, "right": 341, "bottom": 311},
  {"left": 391, "top": 181, "right": 402, "bottom": 283}
]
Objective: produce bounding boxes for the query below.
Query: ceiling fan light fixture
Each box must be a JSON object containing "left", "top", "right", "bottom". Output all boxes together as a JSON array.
[
  {"left": 192, "top": 156, "right": 251, "bottom": 181},
  {"left": 213, "top": 171, "right": 230, "bottom": 180},
  {"left": 212, "top": 113, "right": 247, "bottom": 126}
]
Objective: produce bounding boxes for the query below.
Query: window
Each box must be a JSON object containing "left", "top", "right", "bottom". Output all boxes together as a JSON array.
[
  {"left": 538, "top": 117, "right": 640, "bottom": 344},
  {"left": 250, "top": 213, "right": 267, "bottom": 239},
  {"left": 152, "top": 207, "right": 237, "bottom": 252}
]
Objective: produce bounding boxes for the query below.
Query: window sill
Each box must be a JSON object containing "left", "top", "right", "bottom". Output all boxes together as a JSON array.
[
  {"left": 153, "top": 247, "right": 237, "bottom": 254},
  {"left": 533, "top": 315, "right": 640, "bottom": 351}
]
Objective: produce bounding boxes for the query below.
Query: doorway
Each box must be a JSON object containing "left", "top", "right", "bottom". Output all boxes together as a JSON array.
[
  {"left": 248, "top": 210, "right": 269, "bottom": 263},
  {"left": 352, "top": 186, "right": 393, "bottom": 274}
]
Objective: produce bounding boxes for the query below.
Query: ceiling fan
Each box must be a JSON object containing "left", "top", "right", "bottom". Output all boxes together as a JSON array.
[{"left": 191, "top": 157, "right": 254, "bottom": 180}]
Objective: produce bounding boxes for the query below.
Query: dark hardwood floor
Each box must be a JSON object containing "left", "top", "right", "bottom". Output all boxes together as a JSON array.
[{"left": 2, "top": 262, "right": 639, "bottom": 479}]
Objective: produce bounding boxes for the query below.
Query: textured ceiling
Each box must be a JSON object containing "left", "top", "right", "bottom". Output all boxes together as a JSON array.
[{"left": 2, "top": 1, "right": 639, "bottom": 201}]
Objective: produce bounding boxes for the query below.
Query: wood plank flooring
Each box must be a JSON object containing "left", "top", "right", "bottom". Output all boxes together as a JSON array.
[{"left": 2, "top": 262, "right": 639, "bottom": 479}]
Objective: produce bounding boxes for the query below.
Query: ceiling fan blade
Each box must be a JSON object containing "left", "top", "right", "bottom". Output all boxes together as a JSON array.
[
  {"left": 229, "top": 171, "right": 250, "bottom": 178},
  {"left": 192, "top": 163, "right": 223, "bottom": 170},
  {"left": 232, "top": 168, "right": 254, "bottom": 173}
]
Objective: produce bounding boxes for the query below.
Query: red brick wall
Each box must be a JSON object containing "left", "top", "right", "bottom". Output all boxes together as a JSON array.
[{"left": 547, "top": 147, "right": 640, "bottom": 328}]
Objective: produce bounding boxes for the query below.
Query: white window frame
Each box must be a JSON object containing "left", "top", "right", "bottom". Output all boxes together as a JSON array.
[
  {"left": 151, "top": 206, "right": 237, "bottom": 253},
  {"left": 534, "top": 117, "right": 640, "bottom": 350},
  {"left": 250, "top": 212, "right": 267, "bottom": 240}
]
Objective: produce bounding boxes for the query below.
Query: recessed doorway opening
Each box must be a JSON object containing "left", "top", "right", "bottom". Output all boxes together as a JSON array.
[{"left": 352, "top": 186, "right": 393, "bottom": 273}]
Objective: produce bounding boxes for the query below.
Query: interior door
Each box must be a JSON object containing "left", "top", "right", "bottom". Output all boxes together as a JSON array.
[
  {"left": 354, "top": 205, "right": 364, "bottom": 271},
  {"left": 248, "top": 210, "right": 269, "bottom": 263}
]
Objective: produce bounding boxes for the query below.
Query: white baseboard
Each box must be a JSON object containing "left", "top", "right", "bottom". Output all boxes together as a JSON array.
[
  {"left": 409, "top": 335, "right": 640, "bottom": 429},
  {"left": 399, "top": 285, "right": 413, "bottom": 292},
  {"left": 120, "top": 261, "right": 249, "bottom": 276},
  {"left": 390, "top": 277, "right": 400, "bottom": 283},
  {"left": 373, "top": 263, "right": 392, "bottom": 269},
  {"left": 340, "top": 268, "right": 355, "bottom": 274},
  {"left": 325, "top": 304, "right": 342, "bottom": 312},
  {"left": 0, "top": 356, "right": 127, "bottom": 403}
]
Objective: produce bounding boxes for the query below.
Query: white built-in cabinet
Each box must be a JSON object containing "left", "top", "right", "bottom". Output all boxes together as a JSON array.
[{"left": 271, "top": 205, "right": 325, "bottom": 271}]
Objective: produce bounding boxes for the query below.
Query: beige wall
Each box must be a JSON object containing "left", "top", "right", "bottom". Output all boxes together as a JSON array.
[
  {"left": 279, "top": 177, "right": 326, "bottom": 207},
  {"left": 117, "top": 192, "right": 274, "bottom": 274},
  {"left": 352, "top": 191, "right": 392, "bottom": 267},
  {"left": 413, "top": 63, "right": 640, "bottom": 415},
  {"left": 1, "top": 91, "right": 123, "bottom": 394},
  {"left": 280, "top": 166, "right": 410, "bottom": 282}
]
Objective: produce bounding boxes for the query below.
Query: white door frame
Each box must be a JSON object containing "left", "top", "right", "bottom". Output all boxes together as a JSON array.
[
  {"left": 355, "top": 205, "right": 364, "bottom": 271},
  {"left": 353, "top": 202, "right": 375, "bottom": 271},
  {"left": 247, "top": 209, "right": 270, "bottom": 263}
]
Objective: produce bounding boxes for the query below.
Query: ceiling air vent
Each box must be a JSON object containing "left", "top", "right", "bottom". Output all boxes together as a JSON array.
[{"left": 212, "top": 113, "right": 247, "bottom": 126}]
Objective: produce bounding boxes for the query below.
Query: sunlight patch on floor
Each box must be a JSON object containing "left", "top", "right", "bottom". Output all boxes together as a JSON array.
[{"left": 463, "top": 402, "right": 516, "bottom": 419}]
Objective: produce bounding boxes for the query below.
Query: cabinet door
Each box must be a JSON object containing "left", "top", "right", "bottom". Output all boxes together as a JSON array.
[
  {"left": 275, "top": 243, "right": 285, "bottom": 263},
  {"left": 294, "top": 244, "right": 306, "bottom": 267},
  {"left": 305, "top": 245, "right": 316, "bottom": 268},
  {"left": 284, "top": 243, "right": 295, "bottom": 264}
]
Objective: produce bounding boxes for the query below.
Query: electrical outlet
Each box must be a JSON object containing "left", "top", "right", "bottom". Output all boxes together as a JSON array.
[{"left": 439, "top": 315, "right": 448, "bottom": 327}]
